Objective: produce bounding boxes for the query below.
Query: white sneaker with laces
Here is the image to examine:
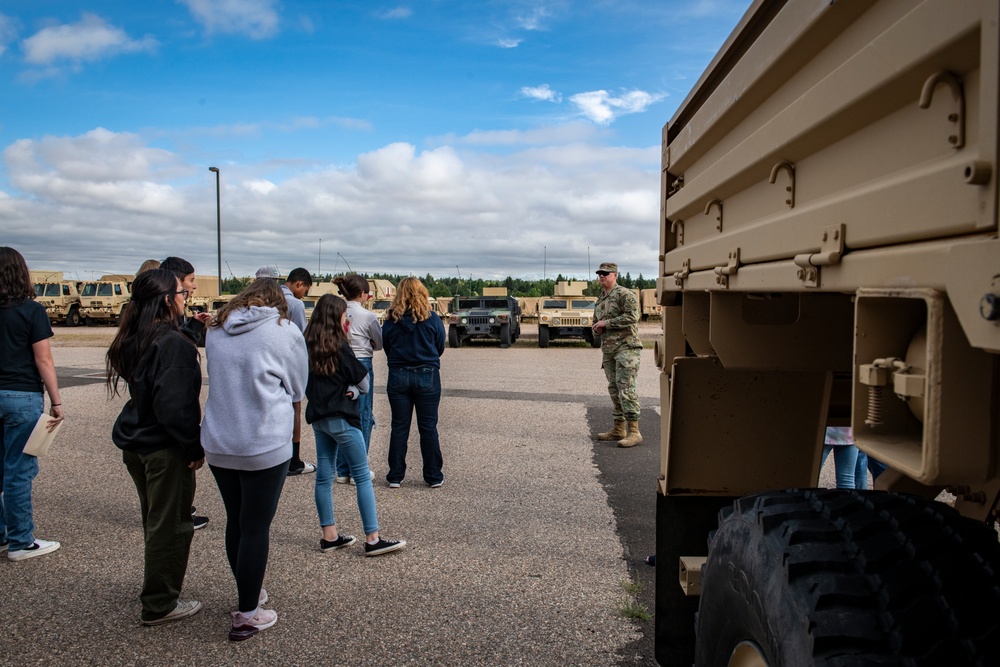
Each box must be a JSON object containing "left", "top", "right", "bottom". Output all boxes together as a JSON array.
[{"left": 229, "top": 607, "right": 278, "bottom": 641}]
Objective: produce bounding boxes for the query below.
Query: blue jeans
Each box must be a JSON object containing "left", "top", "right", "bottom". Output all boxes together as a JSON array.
[
  {"left": 386, "top": 366, "right": 443, "bottom": 485},
  {"left": 336, "top": 357, "right": 374, "bottom": 478},
  {"left": 314, "top": 417, "right": 378, "bottom": 535},
  {"left": 0, "top": 391, "right": 43, "bottom": 550},
  {"left": 821, "top": 444, "right": 859, "bottom": 490}
]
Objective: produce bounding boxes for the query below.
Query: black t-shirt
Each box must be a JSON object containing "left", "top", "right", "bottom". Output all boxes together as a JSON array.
[{"left": 0, "top": 299, "right": 53, "bottom": 392}]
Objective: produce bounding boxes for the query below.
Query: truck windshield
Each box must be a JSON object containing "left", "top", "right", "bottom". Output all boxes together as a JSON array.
[
  {"left": 571, "top": 300, "right": 595, "bottom": 309},
  {"left": 34, "top": 284, "right": 44, "bottom": 296},
  {"left": 372, "top": 300, "right": 392, "bottom": 309},
  {"left": 82, "top": 283, "right": 98, "bottom": 297},
  {"left": 45, "top": 284, "right": 61, "bottom": 297},
  {"left": 542, "top": 300, "right": 566, "bottom": 309},
  {"left": 97, "top": 284, "right": 113, "bottom": 297}
]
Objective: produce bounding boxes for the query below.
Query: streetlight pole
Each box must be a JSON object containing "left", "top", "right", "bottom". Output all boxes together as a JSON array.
[{"left": 208, "top": 167, "right": 222, "bottom": 294}]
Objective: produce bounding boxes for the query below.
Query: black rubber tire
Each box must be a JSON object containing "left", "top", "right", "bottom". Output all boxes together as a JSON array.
[
  {"left": 448, "top": 325, "right": 461, "bottom": 348},
  {"left": 499, "top": 323, "right": 511, "bottom": 348},
  {"left": 538, "top": 325, "right": 550, "bottom": 348},
  {"left": 66, "top": 307, "right": 81, "bottom": 327},
  {"left": 695, "top": 489, "right": 1000, "bottom": 667}
]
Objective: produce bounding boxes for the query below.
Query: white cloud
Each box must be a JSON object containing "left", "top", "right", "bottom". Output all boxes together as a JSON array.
[
  {"left": 379, "top": 7, "right": 413, "bottom": 20},
  {"left": 516, "top": 7, "right": 551, "bottom": 31},
  {"left": 521, "top": 84, "right": 561, "bottom": 103},
  {"left": 180, "top": 0, "right": 280, "bottom": 39},
  {"left": 569, "top": 89, "right": 666, "bottom": 125},
  {"left": 0, "top": 14, "right": 19, "bottom": 58},
  {"left": 21, "top": 14, "right": 156, "bottom": 66},
  {"left": 1, "top": 128, "right": 661, "bottom": 280},
  {"left": 498, "top": 38, "right": 521, "bottom": 49}
]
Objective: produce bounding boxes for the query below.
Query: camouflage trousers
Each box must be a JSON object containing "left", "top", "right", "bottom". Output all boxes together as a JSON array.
[{"left": 602, "top": 347, "right": 641, "bottom": 421}]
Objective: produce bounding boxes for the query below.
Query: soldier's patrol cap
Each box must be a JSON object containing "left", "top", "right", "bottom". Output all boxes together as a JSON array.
[{"left": 596, "top": 262, "right": 618, "bottom": 275}]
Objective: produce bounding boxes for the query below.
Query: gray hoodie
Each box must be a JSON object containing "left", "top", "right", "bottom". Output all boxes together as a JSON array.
[{"left": 202, "top": 306, "right": 308, "bottom": 471}]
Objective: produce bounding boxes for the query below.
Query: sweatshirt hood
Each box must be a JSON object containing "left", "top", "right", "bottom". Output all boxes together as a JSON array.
[
  {"left": 221, "top": 305, "right": 281, "bottom": 335},
  {"left": 396, "top": 313, "right": 417, "bottom": 332}
]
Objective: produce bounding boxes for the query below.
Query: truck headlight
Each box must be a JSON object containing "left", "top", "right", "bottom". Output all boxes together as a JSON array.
[{"left": 488, "top": 317, "right": 496, "bottom": 324}]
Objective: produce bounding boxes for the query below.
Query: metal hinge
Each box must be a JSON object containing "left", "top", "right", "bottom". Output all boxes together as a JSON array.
[
  {"left": 794, "top": 225, "right": 844, "bottom": 288},
  {"left": 673, "top": 258, "right": 691, "bottom": 286},
  {"left": 713, "top": 248, "right": 740, "bottom": 288}
]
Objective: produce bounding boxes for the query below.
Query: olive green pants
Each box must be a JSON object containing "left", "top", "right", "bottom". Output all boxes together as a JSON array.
[{"left": 123, "top": 447, "right": 196, "bottom": 622}]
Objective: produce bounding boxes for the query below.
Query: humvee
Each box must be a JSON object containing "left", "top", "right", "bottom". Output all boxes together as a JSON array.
[
  {"left": 536, "top": 281, "right": 599, "bottom": 348},
  {"left": 79, "top": 274, "right": 133, "bottom": 324},
  {"left": 448, "top": 291, "right": 521, "bottom": 348},
  {"left": 655, "top": 1, "right": 1000, "bottom": 665},
  {"left": 32, "top": 272, "right": 84, "bottom": 326}
]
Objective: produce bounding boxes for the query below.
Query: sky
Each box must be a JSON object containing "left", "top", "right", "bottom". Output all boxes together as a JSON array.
[{"left": 1, "top": 0, "right": 749, "bottom": 282}]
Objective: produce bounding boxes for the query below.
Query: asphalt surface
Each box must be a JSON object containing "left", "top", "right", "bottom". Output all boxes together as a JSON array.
[{"left": 1, "top": 326, "right": 663, "bottom": 666}]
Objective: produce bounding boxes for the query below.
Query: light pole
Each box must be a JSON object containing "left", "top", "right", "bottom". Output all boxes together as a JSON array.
[{"left": 208, "top": 167, "right": 222, "bottom": 294}]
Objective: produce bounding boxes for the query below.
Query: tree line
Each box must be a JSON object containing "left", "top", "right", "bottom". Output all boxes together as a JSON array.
[{"left": 223, "top": 272, "right": 656, "bottom": 297}]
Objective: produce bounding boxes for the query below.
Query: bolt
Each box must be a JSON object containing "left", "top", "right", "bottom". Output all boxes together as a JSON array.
[
  {"left": 949, "top": 135, "right": 958, "bottom": 144},
  {"left": 948, "top": 113, "right": 958, "bottom": 122},
  {"left": 980, "top": 294, "right": 1000, "bottom": 321}
]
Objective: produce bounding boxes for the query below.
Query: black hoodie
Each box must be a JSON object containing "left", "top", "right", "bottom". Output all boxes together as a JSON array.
[
  {"left": 305, "top": 341, "right": 369, "bottom": 429},
  {"left": 112, "top": 327, "right": 204, "bottom": 463}
]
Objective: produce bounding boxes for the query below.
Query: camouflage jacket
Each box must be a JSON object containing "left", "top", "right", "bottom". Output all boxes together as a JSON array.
[{"left": 595, "top": 284, "right": 641, "bottom": 352}]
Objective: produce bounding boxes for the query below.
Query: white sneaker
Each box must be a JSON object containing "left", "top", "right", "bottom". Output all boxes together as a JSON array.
[
  {"left": 142, "top": 599, "right": 203, "bottom": 626},
  {"left": 335, "top": 475, "right": 351, "bottom": 484},
  {"left": 8, "top": 539, "right": 60, "bottom": 562},
  {"left": 229, "top": 607, "right": 278, "bottom": 641}
]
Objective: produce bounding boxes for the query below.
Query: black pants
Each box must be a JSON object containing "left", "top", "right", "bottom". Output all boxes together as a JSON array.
[{"left": 209, "top": 460, "right": 288, "bottom": 613}]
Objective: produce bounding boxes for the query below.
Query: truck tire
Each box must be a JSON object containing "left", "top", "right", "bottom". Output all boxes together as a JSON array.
[
  {"left": 695, "top": 489, "right": 1000, "bottom": 667},
  {"left": 66, "top": 308, "right": 81, "bottom": 327},
  {"left": 538, "top": 325, "right": 550, "bottom": 348},
  {"left": 499, "top": 323, "right": 511, "bottom": 348},
  {"left": 448, "top": 325, "right": 461, "bottom": 348}
]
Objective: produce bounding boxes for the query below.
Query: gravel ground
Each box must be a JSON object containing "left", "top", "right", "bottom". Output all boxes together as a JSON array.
[
  {"left": 3, "top": 331, "right": 660, "bottom": 666},
  {"left": 5, "top": 320, "right": 858, "bottom": 666}
]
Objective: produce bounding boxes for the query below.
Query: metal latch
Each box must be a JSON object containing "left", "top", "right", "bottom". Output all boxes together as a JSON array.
[
  {"left": 713, "top": 248, "right": 740, "bottom": 287},
  {"left": 673, "top": 258, "right": 691, "bottom": 286},
  {"left": 858, "top": 357, "right": 926, "bottom": 428},
  {"left": 794, "top": 224, "right": 845, "bottom": 287},
  {"left": 670, "top": 219, "right": 684, "bottom": 246}
]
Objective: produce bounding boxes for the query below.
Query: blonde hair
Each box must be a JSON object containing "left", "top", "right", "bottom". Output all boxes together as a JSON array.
[
  {"left": 136, "top": 259, "right": 161, "bottom": 275},
  {"left": 210, "top": 277, "right": 289, "bottom": 328},
  {"left": 388, "top": 277, "right": 431, "bottom": 322}
]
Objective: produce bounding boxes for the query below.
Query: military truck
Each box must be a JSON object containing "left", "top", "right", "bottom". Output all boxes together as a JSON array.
[
  {"left": 37, "top": 280, "right": 84, "bottom": 326},
  {"left": 79, "top": 274, "right": 133, "bottom": 324},
  {"left": 655, "top": 1, "right": 1000, "bottom": 665},
  {"left": 536, "top": 281, "right": 599, "bottom": 348},
  {"left": 639, "top": 288, "right": 661, "bottom": 321},
  {"left": 448, "top": 288, "right": 521, "bottom": 348}
]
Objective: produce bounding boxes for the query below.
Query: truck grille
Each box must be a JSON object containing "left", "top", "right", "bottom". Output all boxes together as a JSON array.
[
  {"left": 468, "top": 316, "right": 490, "bottom": 325},
  {"left": 560, "top": 317, "right": 585, "bottom": 326}
]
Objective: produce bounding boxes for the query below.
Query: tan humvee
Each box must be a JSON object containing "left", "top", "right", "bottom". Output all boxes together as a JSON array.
[
  {"left": 536, "top": 281, "right": 598, "bottom": 348},
  {"left": 518, "top": 297, "right": 539, "bottom": 321},
  {"left": 79, "top": 274, "right": 134, "bottom": 324},
  {"left": 654, "top": 1, "right": 1000, "bottom": 664},
  {"left": 639, "top": 288, "right": 661, "bottom": 321}
]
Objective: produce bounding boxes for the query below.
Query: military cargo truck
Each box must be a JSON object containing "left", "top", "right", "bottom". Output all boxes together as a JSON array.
[
  {"left": 79, "top": 274, "right": 133, "bottom": 324},
  {"left": 537, "top": 281, "right": 599, "bottom": 347},
  {"left": 655, "top": 1, "right": 1000, "bottom": 665},
  {"left": 448, "top": 289, "right": 521, "bottom": 348},
  {"left": 639, "top": 288, "right": 661, "bottom": 321}
]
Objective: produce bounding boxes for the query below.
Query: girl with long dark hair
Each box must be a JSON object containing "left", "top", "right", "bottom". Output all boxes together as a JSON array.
[
  {"left": 332, "top": 273, "right": 382, "bottom": 484},
  {"left": 0, "top": 247, "right": 63, "bottom": 562},
  {"left": 200, "top": 277, "right": 308, "bottom": 641},
  {"left": 305, "top": 293, "right": 405, "bottom": 557},
  {"left": 107, "top": 268, "right": 204, "bottom": 625}
]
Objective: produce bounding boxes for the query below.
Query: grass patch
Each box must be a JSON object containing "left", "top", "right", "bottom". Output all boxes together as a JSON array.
[{"left": 617, "top": 578, "right": 652, "bottom": 621}]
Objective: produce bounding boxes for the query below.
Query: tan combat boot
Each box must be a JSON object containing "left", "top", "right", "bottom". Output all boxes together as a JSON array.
[
  {"left": 618, "top": 421, "right": 643, "bottom": 447},
  {"left": 597, "top": 419, "right": 627, "bottom": 441}
]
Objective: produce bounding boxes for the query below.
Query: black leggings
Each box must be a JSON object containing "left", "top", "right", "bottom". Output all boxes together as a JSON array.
[{"left": 209, "top": 460, "right": 288, "bottom": 613}]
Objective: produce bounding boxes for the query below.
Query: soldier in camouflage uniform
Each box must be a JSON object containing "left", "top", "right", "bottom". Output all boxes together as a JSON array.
[{"left": 592, "top": 262, "right": 643, "bottom": 447}]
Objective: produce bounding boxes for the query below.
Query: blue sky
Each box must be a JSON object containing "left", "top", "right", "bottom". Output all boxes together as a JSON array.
[{"left": 2, "top": 1, "right": 749, "bottom": 282}]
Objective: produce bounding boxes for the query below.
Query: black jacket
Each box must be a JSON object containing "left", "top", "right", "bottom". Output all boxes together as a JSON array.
[
  {"left": 112, "top": 327, "right": 204, "bottom": 463},
  {"left": 305, "top": 341, "right": 368, "bottom": 429}
]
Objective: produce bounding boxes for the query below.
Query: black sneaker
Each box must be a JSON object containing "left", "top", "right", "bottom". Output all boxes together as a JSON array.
[
  {"left": 287, "top": 462, "right": 316, "bottom": 476},
  {"left": 192, "top": 515, "right": 209, "bottom": 530},
  {"left": 320, "top": 534, "right": 356, "bottom": 551},
  {"left": 364, "top": 537, "right": 406, "bottom": 557}
]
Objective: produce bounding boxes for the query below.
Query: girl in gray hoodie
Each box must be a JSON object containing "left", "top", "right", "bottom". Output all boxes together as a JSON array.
[{"left": 201, "top": 278, "right": 308, "bottom": 641}]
